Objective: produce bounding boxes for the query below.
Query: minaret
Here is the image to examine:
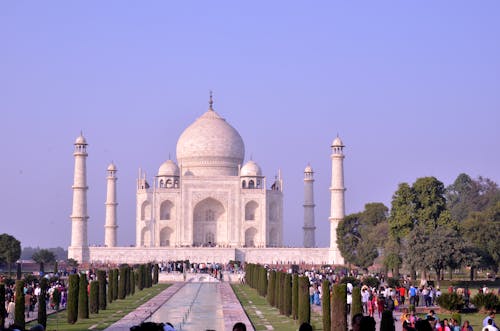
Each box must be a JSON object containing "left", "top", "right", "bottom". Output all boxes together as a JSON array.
[
  {"left": 104, "top": 163, "right": 118, "bottom": 247},
  {"left": 329, "top": 136, "right": 345, "bottom": 265},
  {"left": 303, "top": 164, "right": 316, "bottom": 248},
  {"left": 68, "top": 133, "right": 90, "bottom": 263}
]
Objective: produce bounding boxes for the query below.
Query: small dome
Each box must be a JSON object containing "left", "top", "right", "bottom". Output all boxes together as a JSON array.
[
  {"left": 304, "top": 164, "right": 313, "bottom": 173},
  {"left": 107, "top": 163, "right": 117, "bottom": 171},
  {"left": 75, "top": 134, "right": 87, "bottom": 145},
  {"left": 241, "top": 160, "right": 262, "bottom": 177},
  {"left": 332, "top": 136, "right": 344, "bottom": 147},
  {"left": 158, "top": 160, "right": 180, "bottom": 177}
]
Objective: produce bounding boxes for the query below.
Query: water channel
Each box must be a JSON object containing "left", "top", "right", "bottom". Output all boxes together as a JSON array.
[{"left": 147, "top": 276, "right": 225, "bottom": 331}]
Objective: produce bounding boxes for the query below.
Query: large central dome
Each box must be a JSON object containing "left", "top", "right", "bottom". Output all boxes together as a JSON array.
[{"left": 176, "top": 108, "right": 245, "bottom": 176}]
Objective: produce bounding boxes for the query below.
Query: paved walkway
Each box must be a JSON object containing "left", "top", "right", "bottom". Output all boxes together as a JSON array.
[{"left": 105, "top": 275, "right": 253, "bottom": 331}]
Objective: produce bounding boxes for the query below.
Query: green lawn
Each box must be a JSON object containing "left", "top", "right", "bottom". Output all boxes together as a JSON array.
[
  {"left": 26, "top": 284, "right": 170, "bottom": 331},
  {"left": 232, "top": 284, "right": 323, "bottom": 331}
]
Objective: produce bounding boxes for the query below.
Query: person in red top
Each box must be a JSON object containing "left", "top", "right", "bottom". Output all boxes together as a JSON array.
[{"left": 398, "top": 286, "right": 406, "bottom": 305}]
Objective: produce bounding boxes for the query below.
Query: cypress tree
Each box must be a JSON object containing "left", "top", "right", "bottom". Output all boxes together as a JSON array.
[
  {"left": 131, "top": 268, "right": 136, "bottom": 295},
  {"left": 279, "top": 272, "right": 286, "bottom": 315},
  {"left": 14, "top": 280, "right": 25, "bottom": 329},
  {"left": 53, "top": 261, "right": 58, "bottom": 274},
  {"left": 153, "top": 264, "right": 159, "bottom": 285},
  {"left": 267, "top": 270, "right": 276, "bottom": 306},
  {"left": 0, "top": 282, "right": 6, "bottom": 329},
  {"left": 112, "top": 268, "right": 119, "bottom": 300},
  {"left": 261, "top": 267, "right": 268, "bottom": 297},
  {"left": 67, "top": 273, "right": 79, "bottom": 324},
  {"left": 292, "top": 274, "right": 299, "bottom": 320},
  {"left": 284, "top": 273, "right": 292, "bottom": 316},
  {"left": 351, "top": 287, "right": 362, "bottom": 317},
  {"left": 118, "top": 266, "right": 126, "bottom": 299},
  {"left": 97, "top": 270, "right": 107, "bottom": 310},
  {"left": 125, "top": 265, "right": 130, "bottom": 297},
  {"left": 146, "top": 263, "right": 152, "bottom": 288},
  {"left": 78, "top": 273, "right": 89, "bottom": 319},
  {"left": 321, "top": 279, "right": 331, "bottom": 331},
  {"left": 274, "top": 271, "right": 281, "bottom": 309},
  {"left": 52, "top": 288, "right": 61, "bottom": 310},
  {"left": 89, "top": 280, "right": 99, "bottom": 314},
  {"left": 38, "top": 278, "right": 48, "bottom": 328},
  {"left": 137, "top": 266, "right": 144, "bottom": 291},
  {"left": 331, "top": 284, "right": 347, "bottom": 331},
  {"left": 298, "top": 276, "right": 310, "bottom": 325},
  {"left": 107, "top": 270, "right": 113, "bottom": 304}
]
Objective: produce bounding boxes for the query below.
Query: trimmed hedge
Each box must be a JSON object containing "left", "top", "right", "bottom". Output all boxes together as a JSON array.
[
  {"left": 153, "top": 264, "right": 159, "bottom": 285},
  {"left": 284, "top": 273, "right": 292, "bottom": 316},
  {"left": 14, "top": 280, "right": 25, "bottom": 329},
  {"left": 89, "top": 280, "right": 99, "bottom": 314},
  {"left": 351, "top": 287, "right": 363, "bottom": 316},
  {"left": 112, "top": 268, "right": 119, "bottom": 300},
  {"left": 436, "top": 293, "right": 465, "bottom": 312},
  {"left": 118, "top": 266, "right": 127, "bottom": 300},
  {"left": 292, "top": 274, "right": 299, "bottom": 320},
  {"left": 331, "top": 284, "right": 347, "bottom": 331},
  {"left": 78, "top": 273, "right": 89, "bottom": 319},
  {"left": 108, "top": 270, "right": 114, "bottom": 304},
  {"left": 471, "top": 292, "right": 500, "bottom": 311},
  {"left": 97, "top": 270, "right": 107, "bottom": 310},
  {"left": 38, "top": 278, "right": 48, "bottom": 328},
  {"left": 322, "top": 279, "right": 331, "bottom": 331},
  {"left": 267, "top": 270, "right": 276, "bottom": 307},
  {"left": 297, "top": 276, "right": 310, "bottom": 325},
  {"left": 67, "top": 273, "right": 79, "bottom": 324}
]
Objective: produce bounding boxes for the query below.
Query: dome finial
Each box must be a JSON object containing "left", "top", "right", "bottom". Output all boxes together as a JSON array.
[{"left": 209, "top": 90, "right": 214, "bottom": 111}]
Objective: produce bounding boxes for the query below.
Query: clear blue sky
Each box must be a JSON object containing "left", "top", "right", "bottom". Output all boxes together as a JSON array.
[{"left": 1, "top": 1, "right": 499, "bottom": 250}]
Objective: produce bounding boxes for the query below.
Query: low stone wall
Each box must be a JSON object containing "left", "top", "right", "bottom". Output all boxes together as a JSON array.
[{"left": 88, "top": 246, "right": 340, "bottom": 265}]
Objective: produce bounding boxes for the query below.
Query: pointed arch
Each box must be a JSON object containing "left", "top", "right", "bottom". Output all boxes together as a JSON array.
[
  {"left": 245, "top": 227, "right": 257, "bottom": 247},
  {"left": 141, "top": 227, "right": 151, "bottom": 247},
  {"left": 160, "top": 200, "right": 174, "bottom": 220},
  {"left": 245, "top": 201, "right": 258, "bottom": 221},
  {"left": 141, "top": 201, "right": 151, "bottom": 220},
  {"left": 159, "top": 227, "right": 173, "bottom": 247},
  {"left": 193, "top": 197, "right": 226, "bottom": 246}
]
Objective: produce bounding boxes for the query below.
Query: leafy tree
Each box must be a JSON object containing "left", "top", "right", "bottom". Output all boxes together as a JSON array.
[
  {"left": 67, "top": 273, "right": 79, "bottom": 324},
  {"left": 406, "top": 225, "right": 465, "bottom": 286},
  {"left": 0, "top": 234, "right": 21, "bottom": 277},
  {"left": 383, "top": 239, "right": 402, "bottom": 278},
  {"left": 337, "top": 203, "right": 387, "bottom": 270},
  {"left": 32, "top": 249, "right": 56, "bottom": 273},
  {"left": 447, "top": 174, "right": 500, "bottom": 222},
  {"left": 412, "top": 176, "right": 447, "bottom": 230},
  {"left": 462, "top": 201, "right": 500, "bottom": 272},
  {"left": 38, "top": 278, "right": 48, "bottom": 328},
  {"left": 388, "top": 183, "right": 416, "bottom": 239}
]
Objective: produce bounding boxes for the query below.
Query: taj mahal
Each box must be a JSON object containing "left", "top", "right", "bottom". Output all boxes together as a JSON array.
[{"left": 68, "top": 95, "right": 346, "bottom": 265}]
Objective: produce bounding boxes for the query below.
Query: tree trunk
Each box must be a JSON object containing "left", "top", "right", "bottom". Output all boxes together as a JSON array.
[
  {"left": 448, "top": 267, "right": 452, "bottom": 280},
  {"left": 435, "top": 269, "right": 441, "bottom": 288},
  {"left": 469, "top": 267, "right": 475, "bottom": 281}
]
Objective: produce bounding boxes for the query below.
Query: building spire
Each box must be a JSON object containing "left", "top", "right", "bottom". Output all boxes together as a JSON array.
[{"left": 209, "top": 90, "right": 214, "bottom": 111}]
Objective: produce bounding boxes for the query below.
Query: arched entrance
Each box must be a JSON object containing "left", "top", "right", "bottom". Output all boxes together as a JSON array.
[
  {"left": 159, "top": 227, "right": 173, "bottom": 247},
  {"left": 245, "top": 227, "right": 257, "bottom": 247},
  {"left": 193, "top": 198, "right": 225, "bottom": 246}
]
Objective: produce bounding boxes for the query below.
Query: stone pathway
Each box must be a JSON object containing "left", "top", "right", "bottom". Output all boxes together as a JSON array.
[{"left": 105, "top": 275, "right": 253, "bottom": 331}]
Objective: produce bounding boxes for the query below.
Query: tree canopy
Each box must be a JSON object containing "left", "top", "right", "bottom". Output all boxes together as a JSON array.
[{"left": 0, "top": 234, "right": 21, "bottom": 275}]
